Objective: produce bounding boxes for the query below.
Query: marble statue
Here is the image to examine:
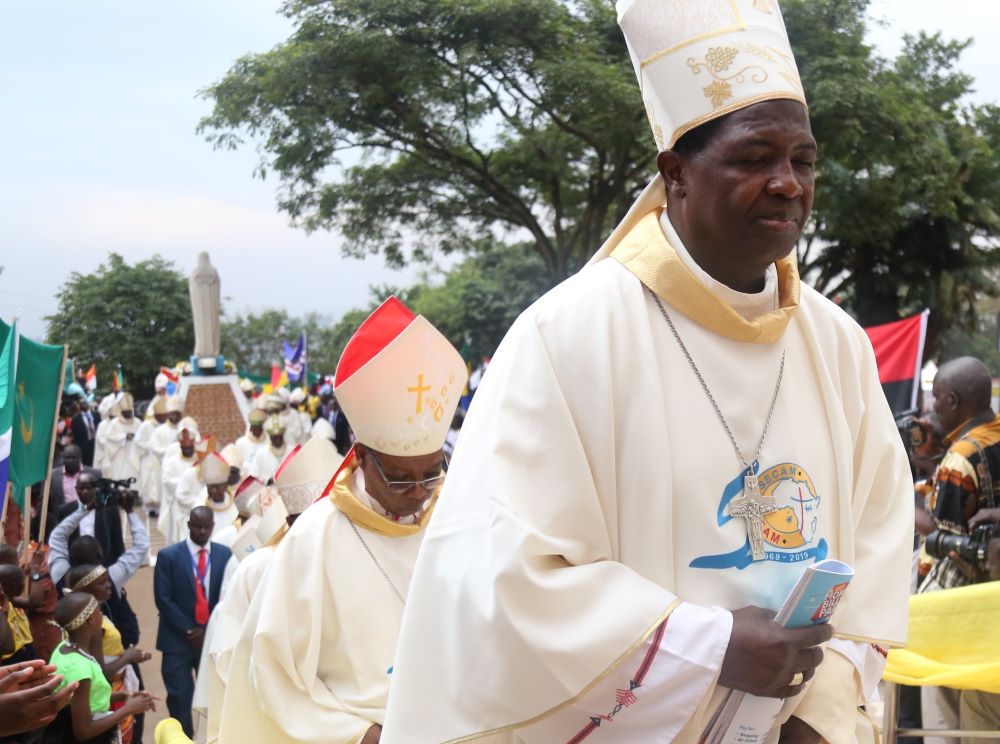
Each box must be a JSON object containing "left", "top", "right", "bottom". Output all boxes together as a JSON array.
[{"left": 189, "top": 252, "right": 221, "bottom": 358}]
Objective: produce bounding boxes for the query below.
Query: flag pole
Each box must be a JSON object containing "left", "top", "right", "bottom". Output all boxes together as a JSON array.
[
  {"left": 37, "top": 344, "right": 68, "bottom": 544},
  {"left": 23, "top": 486, "right": 30, "bottom": 548},
  {"left": 0, "top": 483, "right": 10, "bottom": 545}
]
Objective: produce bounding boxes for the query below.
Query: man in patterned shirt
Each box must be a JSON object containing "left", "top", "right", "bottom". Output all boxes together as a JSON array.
[
  {"left": 921, "top": 356, "right": 1000, "bottom": 593},
  {"left": 919, "top": 356, "right": 1000, "bottom": 742}
]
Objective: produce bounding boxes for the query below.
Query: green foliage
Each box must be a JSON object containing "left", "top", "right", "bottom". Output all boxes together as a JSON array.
[
  {"left": 405, "top": 244, "right": 553, "bottom": 360},
  {"left": 785, "top": 0, "right": 1000, "bottom": 353},
  {"left": 45, "top": 254, "right": 194, "bottom": 399},
  {"left": 199, "top": 0, "right": 652, "bottom": 280},
  {"left": 220, "top": 308, "right": 344, "bottom": 378}
]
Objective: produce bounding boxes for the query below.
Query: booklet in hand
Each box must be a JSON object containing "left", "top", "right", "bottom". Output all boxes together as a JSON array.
[{"left": 700, "top": 558, "right": 854, "bottom": 744}]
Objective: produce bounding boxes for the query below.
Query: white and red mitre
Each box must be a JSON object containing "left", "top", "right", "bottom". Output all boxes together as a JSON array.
[
  {"left": 198, "top": 452, "right": 230, "bottom": 485},
  {"left": 233, "top": 476, "right": 264, "bottom": 517},
  {"left": 273, "top": 436, "right": 342, "bottom": 515},
  {"left": 334, "top": 297, "right": 468, "bottom": 457},
  {"left": 617, "top": 0, "right": 805, "bottom": 150}
]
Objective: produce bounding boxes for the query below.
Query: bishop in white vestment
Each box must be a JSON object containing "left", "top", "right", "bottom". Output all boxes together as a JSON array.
[
  {"left": 382, "top": 3, "right": 913, "bottom": 743},
  {"left": 103, "top": 393, "right": 142, "bottom": 483},
  {"left": 218, "top": 298, "right": 467, "bottom": 744}
]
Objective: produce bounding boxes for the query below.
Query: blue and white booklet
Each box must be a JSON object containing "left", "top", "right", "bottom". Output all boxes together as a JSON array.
[{"left": 701, "top": 559, "right": 854, "bottom": 744}]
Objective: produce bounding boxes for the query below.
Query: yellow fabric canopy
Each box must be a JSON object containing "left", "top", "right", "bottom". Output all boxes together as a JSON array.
[{"left": 884, "top": 581, "right": 1000, "bottom": 693}]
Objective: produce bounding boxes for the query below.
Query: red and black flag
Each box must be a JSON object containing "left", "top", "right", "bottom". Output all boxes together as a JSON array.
[{"left": 863, "top": 310, "right": 929, "bottom": 415}]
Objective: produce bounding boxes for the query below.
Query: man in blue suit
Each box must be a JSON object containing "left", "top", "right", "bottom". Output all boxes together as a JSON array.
[{"left": 154, "top": 505, "right": 232, "bottom": 736}]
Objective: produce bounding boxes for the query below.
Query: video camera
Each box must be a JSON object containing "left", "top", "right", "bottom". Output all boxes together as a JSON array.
[
  {"left": 95, "top": 477, "right": 138, "bottom": 510},
  {"left": 925, "top": 523, "right": 997, "bottom": 574}
]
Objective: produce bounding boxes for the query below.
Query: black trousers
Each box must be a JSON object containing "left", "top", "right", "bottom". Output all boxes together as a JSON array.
[{"left": 161, "top": 647, "right": 200, "bottom": 737}]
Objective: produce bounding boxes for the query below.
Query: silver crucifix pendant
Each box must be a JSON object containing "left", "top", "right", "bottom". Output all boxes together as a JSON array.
[{"left": 729, "top": 473, "right": 780, "bottom": 561}]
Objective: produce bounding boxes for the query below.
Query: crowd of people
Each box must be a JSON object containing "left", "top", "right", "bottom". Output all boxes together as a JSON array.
[{"left": 2, "top": 2, "right": 999, "bottom": 743}]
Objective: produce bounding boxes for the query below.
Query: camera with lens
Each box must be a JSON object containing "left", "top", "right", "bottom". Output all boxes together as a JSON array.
[
  {"left": 895, "top": 409, "right": 931, "bottom": 455},
  {"left": 95, "top": 477, "right": 138, "bottom": 510},
  {"left": 925, "top": 523, "right": 997, "bottom": 574}
]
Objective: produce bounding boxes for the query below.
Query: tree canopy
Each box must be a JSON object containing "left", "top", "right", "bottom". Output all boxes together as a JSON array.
[
  {"left": 785, "top": 0, "right": 1000, "bottom": 350},
  {"left": 202, "top": 0, "right": 1000, "bottom": 362},
  {"left": 46, "top": 254, "right": 194, "bottom": 399},
  {"left": 200, "top": 0, "right": 650, "bottom": 281},
  {"left": 220, "top": 308, "right": 342, "bottom": 378}
]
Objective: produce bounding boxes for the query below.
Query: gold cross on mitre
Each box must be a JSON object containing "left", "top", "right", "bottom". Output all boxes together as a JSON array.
[{"left": 728, "top": 473, "right": 780, "bottom": 561}]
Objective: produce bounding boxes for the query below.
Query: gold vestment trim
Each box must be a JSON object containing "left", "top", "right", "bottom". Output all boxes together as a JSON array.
[
  {"left": 325, "top": 452, "right": 437, "bottom": 537},
  {"left": 611, "top": 210, "right": 800, "bottom": 344},
  {"left": 443, "top": 599, "right": 683, "bottom": 743}
]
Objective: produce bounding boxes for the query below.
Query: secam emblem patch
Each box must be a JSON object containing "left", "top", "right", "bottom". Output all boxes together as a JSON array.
[{"left": 690, "top": 461, "right": 828, "bottom": 571}]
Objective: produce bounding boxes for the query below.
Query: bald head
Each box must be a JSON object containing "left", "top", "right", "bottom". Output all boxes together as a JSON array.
[{"left": 933, "top": 356, "right": 994, "bottom": 433}]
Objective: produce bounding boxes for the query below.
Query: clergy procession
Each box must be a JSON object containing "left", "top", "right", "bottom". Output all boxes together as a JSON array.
[{"left": 3, "top": 0, "right": 1000, "bottom": 742}]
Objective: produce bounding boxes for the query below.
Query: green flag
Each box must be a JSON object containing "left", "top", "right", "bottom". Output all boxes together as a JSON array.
[{"left": 9, "top": 330, "right": 64, "bottom": 490}]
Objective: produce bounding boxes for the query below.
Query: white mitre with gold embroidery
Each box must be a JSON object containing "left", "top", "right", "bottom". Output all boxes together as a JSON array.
[
  {"left": 334, "top": 296, "right": 467, "bottom": 457},
  {"left": 273, "top": 435, "right": 343, "bottom": 515},
  {"left": 617, "top": 0, "right": 804, "bottom": 150}
]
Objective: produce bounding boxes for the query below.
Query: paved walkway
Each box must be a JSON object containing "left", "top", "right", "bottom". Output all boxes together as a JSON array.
[{"left": 130, "top": 512, "right": 169, "bottom": 734}]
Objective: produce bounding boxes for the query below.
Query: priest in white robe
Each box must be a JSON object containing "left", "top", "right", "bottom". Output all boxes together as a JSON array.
[
  {"left": 233, "top": 408, "right": 268, "bottom": 477},
  {"left": 159, "top": 423, "right": 199, "bottom": 543},
  {"left": 204, "top": 436, "right": 343, "bottom": 743},
  {"left": 248, "top": 416, "right": 291, "bottom": 482},
  {"left": 382, "top": 3, "right": 913, "bottom": 743},
  {"left": 134, "top": 397, "right": 167, "bottom": 514},
  {"left": 217, "top": 298, "right": 467, "bottom": 744},
  {"left": 197, "top": 452, "right": 239, "bottom": 538},
  {"left": 103, "top": 393, "right": 142, "bottom": 483},
  {"left": 144, "top": 372, "right": 170, "bottom": 421}
]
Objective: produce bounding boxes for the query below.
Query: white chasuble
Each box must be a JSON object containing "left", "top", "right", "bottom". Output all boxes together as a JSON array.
[
  {"left": 103, "top": 417, "right": 142, "bottom": 481},
  {"left": 216, "top": 462, "right": 434, "bottom": 744},
  {"left": 159, "top": 452, "right": 195, "bottom": 543},
  {"left": 381, "top": 204, "right": 913, "bottom": 743},
  {"left": 193, "top": 545, "right": 275, "bottom": 744}
]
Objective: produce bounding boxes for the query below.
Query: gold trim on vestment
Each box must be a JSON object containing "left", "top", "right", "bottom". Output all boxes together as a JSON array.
[
  {"left": 325, "top": 455, "right": 437, "bottom": 538},
  {"left": 667, "top": 91, "right": 808, "bottom": 149},
  {"left": 833, "top": 630, "right": 906, "bottom": 650},
  {"left": 611, "top": 210, "right": 800, "bottom": 344},
  {"left": 443, "top": 599, "right": 683, "bottom": 743}
]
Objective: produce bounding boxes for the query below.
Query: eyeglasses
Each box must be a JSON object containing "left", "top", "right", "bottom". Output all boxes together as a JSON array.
[{"left": 366, "top": 453, "right": 448, "bottom": 495}]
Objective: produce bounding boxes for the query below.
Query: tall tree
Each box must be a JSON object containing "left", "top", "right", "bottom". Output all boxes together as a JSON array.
[
  {"left": 46, "top": 254, "right": 194, "bottom": 399},
  {"left": 784, "top": 0, "right": 1000, "bottom": 350},
  {"left": 199, "top": 0, "right": 651, "bottom": 281}
]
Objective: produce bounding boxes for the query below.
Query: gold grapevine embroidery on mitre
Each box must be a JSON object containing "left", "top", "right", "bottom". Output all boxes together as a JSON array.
[
  {"left": 752, "top": 0, "right": 775, "bottom": 13},
  {"left": 643, "top": 99, "right": 665, "bottom": 150}
]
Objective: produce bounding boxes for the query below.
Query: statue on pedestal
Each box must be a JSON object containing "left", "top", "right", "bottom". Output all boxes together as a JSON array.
[{"left": 189, "top": 252, "right": 221, "bottom": 363}]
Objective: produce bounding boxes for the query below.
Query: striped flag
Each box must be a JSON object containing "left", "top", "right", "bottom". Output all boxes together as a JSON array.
[
  {"left": 283, "top": 333, "right": 306, "bottom": 383},
  {"left": 159, "top": 366, "right": 179, "bottom": 396},
  {"left": 0, "top": 320, "right": 16, "bottom": 509},
  {"left": 84, "top": 364, "right": 97, "bottom": 392},
  {"left": 864, "top": 310, "right": 929, "bottom": 415}
]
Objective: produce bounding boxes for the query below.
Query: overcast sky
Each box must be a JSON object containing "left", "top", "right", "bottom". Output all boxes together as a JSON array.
[{"left": 2, "top": 0, "right": 998, "bottom": 343}]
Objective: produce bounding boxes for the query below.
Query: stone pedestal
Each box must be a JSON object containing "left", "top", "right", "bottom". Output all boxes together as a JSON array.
[{"left": 177, "top": 375, "right": 249, "bottom": 447}]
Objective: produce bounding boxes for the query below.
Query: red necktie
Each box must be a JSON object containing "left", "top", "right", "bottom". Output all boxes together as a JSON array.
[{"left": 194, "top": 549, "right": 210, "bottom": 625}]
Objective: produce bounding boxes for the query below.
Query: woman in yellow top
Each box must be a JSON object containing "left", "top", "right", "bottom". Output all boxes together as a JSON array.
[
  {"left": 0, "top": 564, "right": 34, "bottom": 664},
  {"left": 62, "top": 565, "right": 152, "bottom": 744}
]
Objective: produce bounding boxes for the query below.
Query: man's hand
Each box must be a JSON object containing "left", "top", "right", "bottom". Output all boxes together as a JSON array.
[
  {"left": 0, "top": 661, "right": 77, "bottom": 736},
  {"left": 718, "top": 607, "right": 833, "bottom": 698},
  {"left": 126, "top": 433, "right": 135, "bottom": 441},
  {"left": 361, "top": 724, "right": 382, "bottom": 744},
  {"left": 28, "top": 548, "right": 45, "bottom": 574},
  {"left": 778, "top": 716, "right": 822, "bottom": 744},
  {"left": 185, "top": 627, "right": 206, "bottom": 650},
  {"left": 969, "top": 508, "right": 1000, "bottom": 532}
]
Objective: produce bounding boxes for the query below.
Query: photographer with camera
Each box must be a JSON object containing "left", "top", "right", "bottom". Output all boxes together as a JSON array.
[
  {"left": 48, "top": 474, "right": 149, "bottom": 603},
  {"left": 917, "top": 357, "right": 1000, "bottom": 741}
]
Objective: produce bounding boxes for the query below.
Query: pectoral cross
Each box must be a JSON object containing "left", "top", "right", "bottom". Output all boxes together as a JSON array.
[{"left": 728, "top": 474, "right": 780, "bottom": 561}]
